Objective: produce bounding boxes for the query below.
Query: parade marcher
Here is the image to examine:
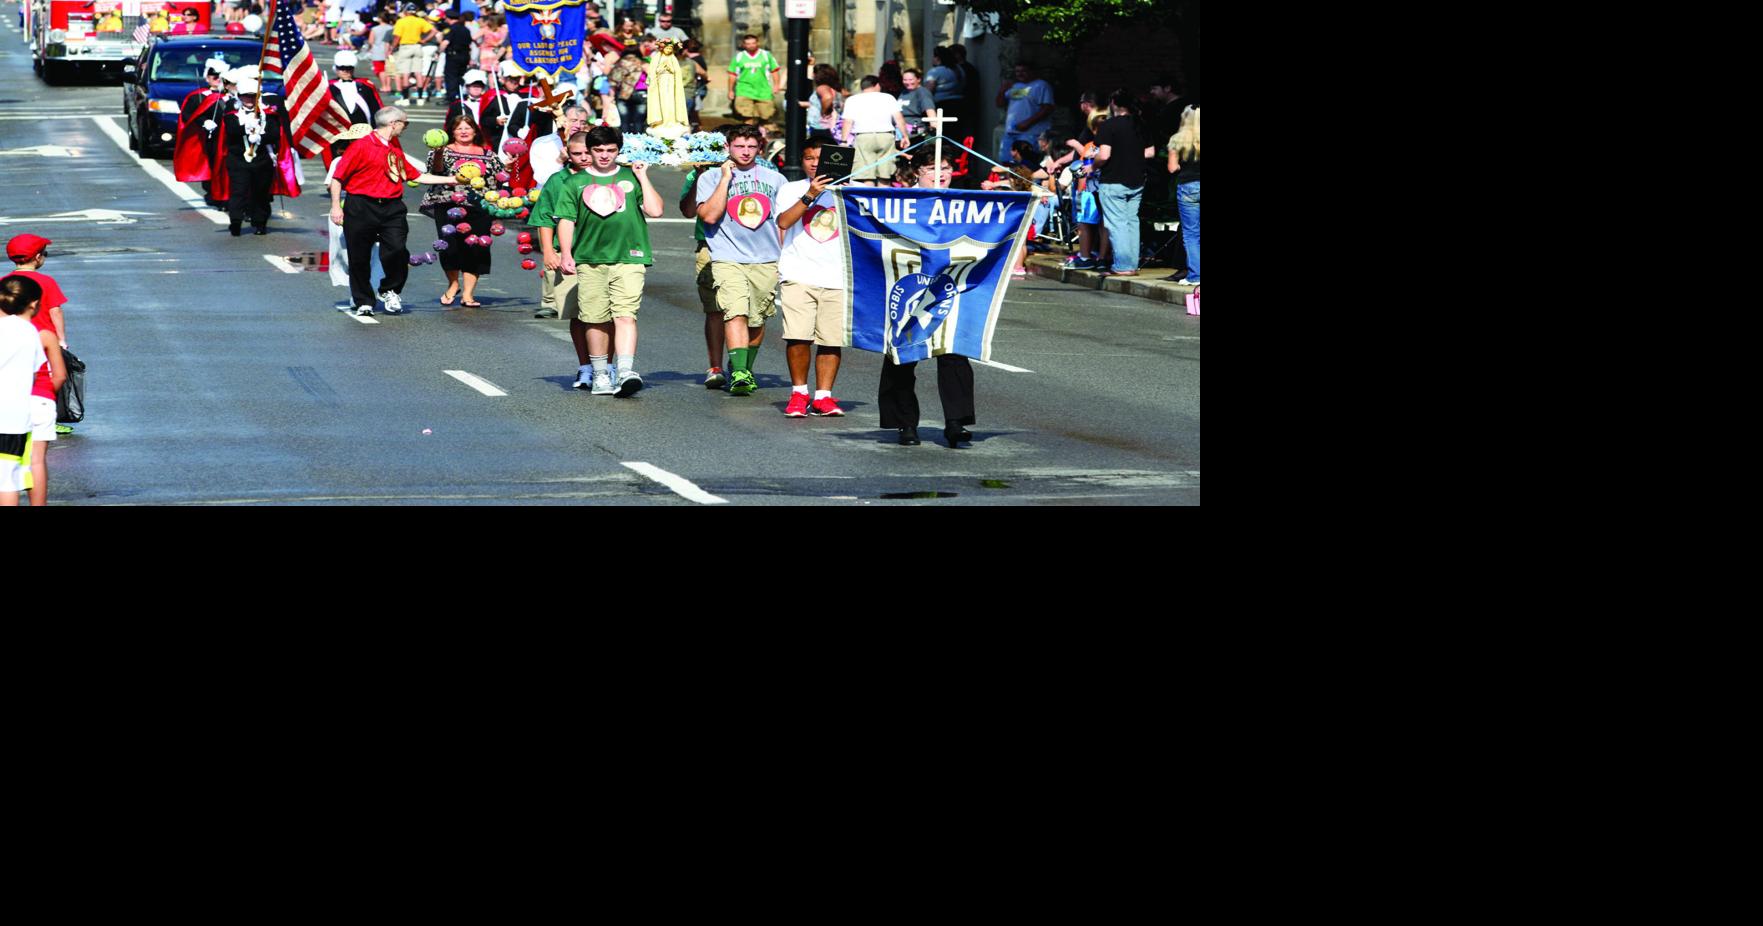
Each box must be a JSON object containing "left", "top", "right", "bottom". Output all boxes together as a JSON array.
[
  {"left": 529, "top": 135, "right": 592, "bottom": 332},
  {"left": 694, "top": 124, "right": 785, "bottom": 396},
  {"left": 328, "top": 106, "right": 463, "bottom": 316},
  {"left": 0, "top": 276, "right": 52, "bottom": 507},
  {"left": 444, "top": 69, "right": 489, "bottom": 126},
  {"left": 554, "top": 125, "right": 663, "bottom": 397},
  {"left": 876, "top": 150, "right": 976, "bottom": 448},
  {"left": 324, "top": 125, "right": 383, "bottom": 312},
  {"left": 439, "top": 8, "right": 474, "bottom": 109},
  {"left": 329, "top": 50, "right": 384, "bottom": 159},
  {"left": 775, "top": 139, "right": 846, "bottom": 417},
  {"left": 727, "top": 34, "right": 780, "bottom": 126},
  {"left": 528, "top": 102, "right": 591, "bottom": 319},
  {"left": 214, "top": 77, "right": 298, "bottom": 236},
  {"left": 174, "top": 56, "right": 231, "bottom": 208},
  {"left": 678, "top": 156, "right": 727, "bottom": 387},
  {"left": 841, "top": 75, "right": 910, "bottom": 181},
  {"left": 480, "top": 59, "right": 551, "bottom": 153},
  {"left": 423, "top": 113, "right": 498, "bottom": 307}
]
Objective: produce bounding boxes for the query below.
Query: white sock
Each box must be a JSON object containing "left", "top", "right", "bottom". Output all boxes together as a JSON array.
[
  {"left": 792, "top": 385, "right": 809, "bottom": 395},
  {"left": 814, "top": 390, "right": 831, "bottom": 401},
  {"left": 616, "top": 354, "right": 635, "bottom": 376},
  {"left": 590, "top": 355, "right": 609, "bottom": 376}
]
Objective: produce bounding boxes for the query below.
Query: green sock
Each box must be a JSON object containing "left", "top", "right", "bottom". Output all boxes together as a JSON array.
[
  {"left": 729, "top": 347, "right": 750, "bottom": 373},
  {"left": 746, "top": 335, "right": 761, "bottom": 369}
]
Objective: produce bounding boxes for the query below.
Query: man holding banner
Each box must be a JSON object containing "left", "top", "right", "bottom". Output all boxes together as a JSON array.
[{"left": 842, "top": 148, "right": 1037, "bottom": 447}]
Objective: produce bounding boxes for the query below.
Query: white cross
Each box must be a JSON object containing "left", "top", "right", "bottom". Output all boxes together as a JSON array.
[{"left": 923, "top": 111, "right": 957, "bottom": 186}]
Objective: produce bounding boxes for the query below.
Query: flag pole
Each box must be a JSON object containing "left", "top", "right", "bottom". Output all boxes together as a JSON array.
[{"left": 256, "top": 0, "right": 275, "bottom": 77}]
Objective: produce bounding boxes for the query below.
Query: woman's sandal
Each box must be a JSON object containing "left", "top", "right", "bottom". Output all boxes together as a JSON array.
[
  {"left": 461, "top": 300, "right": 483, "bottom": 308},
  {"left": 440, "top": 292, "right": 457, "bottom": 306}
]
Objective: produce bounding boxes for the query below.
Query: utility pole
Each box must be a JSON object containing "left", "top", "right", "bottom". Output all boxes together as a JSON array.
[{"left": 782, "top": 0, "right": 815, "bottom": 180}]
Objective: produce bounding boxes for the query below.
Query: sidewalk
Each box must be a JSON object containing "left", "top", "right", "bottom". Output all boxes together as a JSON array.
[{"left": 1023, "top": 253, "right": 1196, "bottom": 306}]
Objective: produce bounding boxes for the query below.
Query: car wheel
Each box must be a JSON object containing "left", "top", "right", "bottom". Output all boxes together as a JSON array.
[
  {"left": 127, "top": 115, "right": 140, "bottom": 151},
  {"left": 43, "top": 60, "right": 65, "bottom": 86}
]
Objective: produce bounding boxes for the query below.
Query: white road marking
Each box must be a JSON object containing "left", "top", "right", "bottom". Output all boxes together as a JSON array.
[
  {"left": 975, "top": 358, "right": 1034, "bottom": 373},
  {"left": 88, "top": 115, "right": 228, "bottom": 225},
  {"left": 1162, "top": 336, "right": 1200, "bottom": 341},
  {"left": 622, "top": 462, "right": 728, "bottom": 505},
  {"left": 0, "top": 145, "right": 84, "bottom": 157},
  {"left": 0, "top": 208, "right": 150, "bottom": 226},
  {"left": 444, "top": 370, "right": 508, "bottom": 396},
  {"left": 262, "top": 255, "right": 301, "bottom": 274},
  {"left": 352, "top": 314, "right": 380, "bottom": 325}
]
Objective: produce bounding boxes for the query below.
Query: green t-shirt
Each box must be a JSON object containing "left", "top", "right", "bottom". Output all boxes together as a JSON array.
[
  {"left": 527, "top": 167, "right": 579, "bottom": 230},
  {"left": 728, "top": 49, "right": 780, "bottom": 100},
  {"left": 553, "top": 166, "right": 653, "bottom": 266},
  {"left": 682, "top": 168, "right": 706, "bottom": 243}
]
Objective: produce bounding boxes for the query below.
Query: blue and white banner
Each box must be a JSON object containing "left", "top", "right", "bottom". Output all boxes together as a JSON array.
[
  {"left": 838, "top": 188, "right": 1035, "bottom": 364},
  {"left": 503, "top": 0, "right": 588, "bottom": 82}
]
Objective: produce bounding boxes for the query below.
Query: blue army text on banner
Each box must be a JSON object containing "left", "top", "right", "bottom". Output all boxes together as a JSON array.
[
  {"left": 837, "top": 187, "right": 1035, "bottom": 364},
  {"left": 503, "top": 0, "right": 588, "bottom": 82}
]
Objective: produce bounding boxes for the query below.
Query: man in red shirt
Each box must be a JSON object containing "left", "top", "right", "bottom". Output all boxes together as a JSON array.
[{"left": 328, "top": 106, "right": 461, "bottom": 316}]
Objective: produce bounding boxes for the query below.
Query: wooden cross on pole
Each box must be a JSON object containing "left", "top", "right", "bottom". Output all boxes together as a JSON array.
[
  {"left": 533, "top": 77, "right": 575, "bottom": 116},
  {"left": 923, "top": 111, "right": 957, "bottom": 187}
]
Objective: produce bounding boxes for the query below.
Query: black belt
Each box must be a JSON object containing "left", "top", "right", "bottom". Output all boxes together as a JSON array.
[{"left": 353, "top": 194, "right": 404, "bottom": 203}]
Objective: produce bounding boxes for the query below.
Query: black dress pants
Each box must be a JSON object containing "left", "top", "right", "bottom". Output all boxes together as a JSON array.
[
  {"left": 225, "top": 155, "right": 274, "bottom": 230},
  {"left": 877, "top": 355, "right": 976, "bottom": 430},
  {"left": 343, "top": 194, "right": 410, "bottom": 308}
]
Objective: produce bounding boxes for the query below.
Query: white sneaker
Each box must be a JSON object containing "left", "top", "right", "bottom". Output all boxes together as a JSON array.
[
  {"left": 355, "top": 304, "right": 375, "bottom": 316},
  {"left": 379, "top": 291, "right": 404, "bottom": 314},
  {"left": 590, "top": 373, "right": 616, "bottom": 395},
  {"left": 615, "top": 369, "right": 643, "bottom": 397}
]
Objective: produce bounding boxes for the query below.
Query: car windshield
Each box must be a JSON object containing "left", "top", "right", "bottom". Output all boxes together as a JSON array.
[{"left": 151, "top": 46, "right": 261, "bottom": 82}]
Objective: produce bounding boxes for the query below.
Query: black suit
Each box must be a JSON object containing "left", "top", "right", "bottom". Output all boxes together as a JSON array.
[
  {"left": 328, "top": 78, "right": 383, "bottom": 159},
  {"left": 222, "top": 106, "right": 287, "bottom": 232}
]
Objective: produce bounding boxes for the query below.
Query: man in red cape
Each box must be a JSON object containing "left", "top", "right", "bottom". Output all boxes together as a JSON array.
[
  {"left": 211, "top": 78, "right": 300, "bottom": 235},
  {"left": 174, "top": 57, "right": 231, "bottom": 206}
]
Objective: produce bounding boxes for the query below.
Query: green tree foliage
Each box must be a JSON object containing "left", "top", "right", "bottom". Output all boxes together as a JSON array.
[{"left": 958, "top": 0, "right": 1190, "bottom": 45}]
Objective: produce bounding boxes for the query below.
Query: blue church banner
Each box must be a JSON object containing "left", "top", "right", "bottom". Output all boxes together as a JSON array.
[
  {"left": 838, "top": 188, "right": 1035, "bottom": 364},
  {"left": 503, "top": 0, "right": 588, "bottom": 82}
]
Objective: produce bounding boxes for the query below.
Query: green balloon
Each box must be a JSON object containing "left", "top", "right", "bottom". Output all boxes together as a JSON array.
[{"left": 423, "top": 129, "right": 448, "bottom": 148}]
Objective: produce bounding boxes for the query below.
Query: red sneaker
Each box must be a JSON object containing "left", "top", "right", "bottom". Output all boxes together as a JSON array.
[
  {"left": 809, "top": 396, "right": 845, "bottom": 417},
  {"left": 784, "top": 392, "right": 811, "bottom": 417}
]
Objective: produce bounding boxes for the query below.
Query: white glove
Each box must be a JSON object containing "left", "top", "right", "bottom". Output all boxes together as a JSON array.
[{"left": 202, "top": 119, "right": 217, "bottom": 132}]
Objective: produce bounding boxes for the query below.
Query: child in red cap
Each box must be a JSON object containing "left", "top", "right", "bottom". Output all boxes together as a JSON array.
[{"left": 5, "top": 234, "right": 72, "bottom": 439}]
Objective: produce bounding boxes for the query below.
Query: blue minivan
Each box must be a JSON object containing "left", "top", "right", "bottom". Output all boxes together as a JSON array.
[{"left": 122, "top": 35, "right": 283, "bottom": 159}]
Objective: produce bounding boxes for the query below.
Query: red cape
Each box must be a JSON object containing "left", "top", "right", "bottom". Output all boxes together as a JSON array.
[
  {"left": 211, "top": 105, "right": 301, "bottom": 200},
  {"left": 173, "top": 88, "right": 224, "bottom": 182}
]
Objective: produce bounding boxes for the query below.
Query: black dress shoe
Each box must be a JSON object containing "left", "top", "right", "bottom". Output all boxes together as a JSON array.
[
  {"left": 944, "top": 426, "right": 972, "bottom": 447},
  {"left": 252, "top": 227, "right": 267, "bottom": 235},
  {"left": 228, "top": 225, "right": 241, "bottom": 236},
  {"left": 898, "top": 428, "right": 920, "bottom": 446}
]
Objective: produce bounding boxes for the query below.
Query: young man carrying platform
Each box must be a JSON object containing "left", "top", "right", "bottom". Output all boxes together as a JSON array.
[
  {"left": 554, "top": 126, "right": 664, "bottom": 397},
  {"left": 694, "top": 125, "right": 785, "bottom": 396},
  {"left": 775, "top": 139, "right": 846, "bottom": 417}
]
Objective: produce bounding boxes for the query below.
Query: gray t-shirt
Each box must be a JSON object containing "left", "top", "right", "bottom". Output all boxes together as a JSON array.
[
  {"left": 370, "top": 24, "right": 393, "bottom": 61},
  {"left": 696, "top": 163, "right": 787, "bottom": 263},
  {"left": 645, "top": 25, "right": 689, "bottom": 44},
  {"left": 899, "top": 86, "right": 936, "bottom": 127}
]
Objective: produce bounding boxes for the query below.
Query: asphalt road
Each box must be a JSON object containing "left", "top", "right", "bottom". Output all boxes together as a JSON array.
[{"left": 0, "top": 19, "right": 1200, "bottom": 505}]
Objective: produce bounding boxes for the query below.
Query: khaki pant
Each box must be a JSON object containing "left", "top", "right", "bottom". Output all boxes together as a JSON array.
[
  {"left": 541, "top": 266, "right": 579, "bottom": 318},
  {"left": 779, "top": 281, "right": 847, "bottom": 347},
  {"left": 734, "top": 95, "right": 776, "bottom": 121},
  {"left": 573, "top": 263, "right": 646, "bottom": 323},
  {"left": 695, "top": 245, "right": 717, "bottom": 314},
  {"left": 711, "top": 260, "right": 778, "bottom": 325},
  {"left": 853, "top": 132, "right": 899, "bottom": 180}
]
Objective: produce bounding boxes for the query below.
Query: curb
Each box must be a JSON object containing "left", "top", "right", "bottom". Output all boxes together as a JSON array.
[{"left": 1024, "top": 255, "right": 1195, "bottom": 306}]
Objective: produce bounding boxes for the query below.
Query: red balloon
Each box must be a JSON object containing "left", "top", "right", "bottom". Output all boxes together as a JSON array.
[
  {"left": 490, "top": 222, "right": 506, "bottom": 236},
  {"left": 516, "top": 209, "right": 530, "bottom": 219},
  {"left": 503, "top": 138, "right": 529, "bottom": 157},
  {"left": 521, "top": 258, "right": 537, "bottom": 270},
  {"left": 517, "top": 243, "right": 533, "bottom": 254},
  {"left": 456, "top": 222, "right": 472, "bottom": 235},
  {"left": 517, "top": 231, "right": 532, "bottom": 245},
  {"left": 495, "top": 171, "right": 511, "bottom": 184},
  {"left": 512, "top": 187, "right": 528, "bottom": 198}
]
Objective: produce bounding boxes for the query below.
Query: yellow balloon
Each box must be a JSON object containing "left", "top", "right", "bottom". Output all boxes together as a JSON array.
[{"left": 470, "top": 177, "right": 485, "bottom": 189}]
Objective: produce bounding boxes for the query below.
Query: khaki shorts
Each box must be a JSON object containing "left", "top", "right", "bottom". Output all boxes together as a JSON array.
[
  {"left": 543, "top": 266, "right": 579, "bottom": 318},
  {"left": 853, "top": 132, "right": 899, "bottom": 180},
  {"left": 393, "top": 46, "right": 423, "bottom": 76},
  {"left": 695, "top": 245, "right": 717, "bottom": 314},
  {"left": 711, "top": 260, "right": 778, "bottom": 325},
  {"left": 734, "top": 96, "right": 775, "bottom": 120},
  {"left": 779, "top": 281, "right": 847, "bottom": 347},
  {"left": 573, "top": 263, "right": 646, "bottom": 323}
]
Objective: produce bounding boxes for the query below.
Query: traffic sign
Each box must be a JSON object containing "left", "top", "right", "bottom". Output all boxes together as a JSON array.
[{"left": 786, "top": 0, "right": 816, "bottom": 19}]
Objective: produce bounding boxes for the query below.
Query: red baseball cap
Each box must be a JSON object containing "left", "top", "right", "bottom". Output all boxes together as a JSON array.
[{"left": 6, "top": 234, "right": 51, "bottom": 262}]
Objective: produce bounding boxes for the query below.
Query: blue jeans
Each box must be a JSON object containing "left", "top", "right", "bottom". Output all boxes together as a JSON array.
[
  {"left": 1176, "top": 181, "right": 1200, "bottom": 282},
  {"left": 1097, "top": 183, "right": 1143, "bottom": 272}
]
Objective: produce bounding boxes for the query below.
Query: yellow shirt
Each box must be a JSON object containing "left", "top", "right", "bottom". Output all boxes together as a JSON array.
[{"left": 392, "top": 15, "right": 433, "bottom": 46}]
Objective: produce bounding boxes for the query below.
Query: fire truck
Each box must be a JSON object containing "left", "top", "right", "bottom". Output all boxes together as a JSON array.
[{"left": 30, "top": 0, "right": 209, "bottom": 85}]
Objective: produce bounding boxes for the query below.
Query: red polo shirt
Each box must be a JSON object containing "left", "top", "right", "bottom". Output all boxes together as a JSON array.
[{"left": 334, "top": 131, "right": 427, "bottom": 199}]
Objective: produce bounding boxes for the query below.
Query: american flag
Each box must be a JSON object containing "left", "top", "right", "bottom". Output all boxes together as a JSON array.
[
  {"left": 132, "top": 22, "right": 150, "bottom": 44},
  {"left": 262, "top": 0, "right": 352, "bottom": 160}
]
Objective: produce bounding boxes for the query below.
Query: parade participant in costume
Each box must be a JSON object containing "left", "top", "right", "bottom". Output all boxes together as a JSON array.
[
  {"left": 422, "top": 112, "right": 498, "bottom": 307},
  {"left": 328, "top": 106, "right": 462, "bottom": 317},
  {"left": 175, "top": 56, "right": 231, "bottom": 207},
  {"left": 694, "top": 124, "right": 785, "bottom": 396},
  {"left": 529, "top": 135, "right": 592, "bottom": 328},
  {"left": 479, "top": 59, "right": 548, "bottom": 151},
  {"left": 876, "top": 150, "right": 977, "bottom": 448},
  {"left": 214, "top": 77, "right": 298, "bottom": 237},
  {"left": 554, "top": 125, "right": 663, "bottom": 397},
  {"left": 328, "top": 50, "right": 384, "bottom": 160},
  {"left": 775, "top": 139, "right": 846, "bottom": 417},
  {"left": 444, "top": 68, "right": 489, "bottom": 126},
  {"left": 528, "top": 102, "right": 590, "bottom": 319}
]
